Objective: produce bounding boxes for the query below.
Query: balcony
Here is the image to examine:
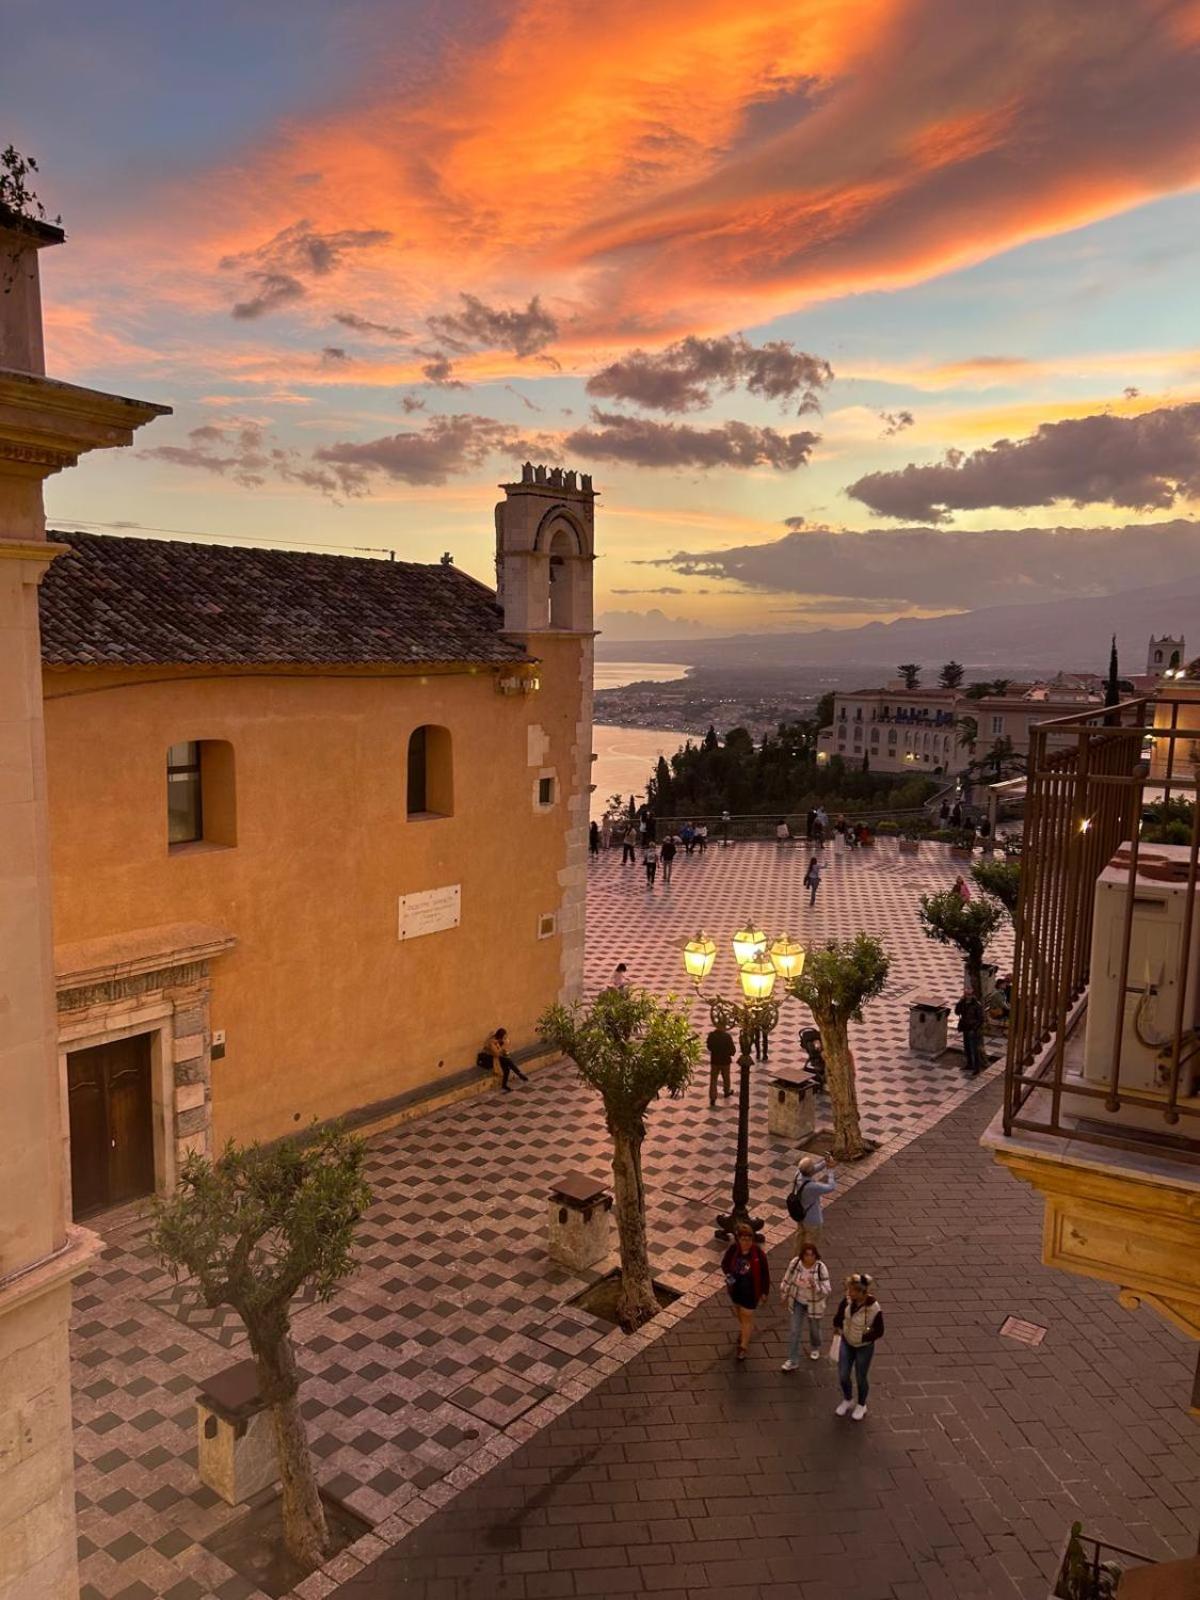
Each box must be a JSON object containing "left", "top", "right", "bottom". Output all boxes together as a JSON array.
[{"left": 980, "top": 695, "right": 1200, "bottom": 1343}]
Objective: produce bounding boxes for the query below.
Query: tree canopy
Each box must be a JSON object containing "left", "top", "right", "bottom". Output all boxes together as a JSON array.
[
  {"left": 971, "top": 859, "right": 1021, "bottom": 917},
  {"left": 789, "top": 933, "right": 890, "bottom": 1024},
  {"left": 918, "top": 889, "right": 1005, "bottom": 988}
]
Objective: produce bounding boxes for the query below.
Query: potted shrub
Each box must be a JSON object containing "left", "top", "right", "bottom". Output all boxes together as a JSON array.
[
  {"left": 875, "top": 819, "right": 900, "bottom": 837},
  {"left": 949, "top": 827, "right": 975, "bottom": 859},
  {"left": 1053, "top": 1523, "right": 1122, "bottom": 1599},
  {"left": 898, "top": 826, "right": 922, "bottom": 856}
]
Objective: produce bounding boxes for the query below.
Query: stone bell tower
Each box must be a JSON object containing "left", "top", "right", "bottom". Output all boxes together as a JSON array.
[
  {"left": 1147, "top": 634, "right": 1185, "bottom": 676},
  {"left": 494, "top": 464, "right": 596, "bottom": 1010},
  {"left": 0, "top": 205, "right": 167, "bottom": 1597},
  {"left": 494, "top": 462, "right": 596, "bottom": 635}
]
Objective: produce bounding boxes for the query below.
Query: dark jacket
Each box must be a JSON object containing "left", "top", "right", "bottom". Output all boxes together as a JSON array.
[
  {"left": 721, "top": 1242, "right": 770, "bottom": 1308},
  {"left": 955, "top": 995, "right": 984, "bottom": 1034}
]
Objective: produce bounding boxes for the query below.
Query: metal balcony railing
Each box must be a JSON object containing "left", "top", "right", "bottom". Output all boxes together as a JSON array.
[{"left": 1004, "top": 694, "right": 1200, "bottom": 1157}]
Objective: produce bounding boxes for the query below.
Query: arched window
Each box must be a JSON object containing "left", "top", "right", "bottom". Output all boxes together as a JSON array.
[
  {"left": 407, "top": 725, "right": 453, "bottom": 817},
  {"left": 548, "top": 527, "right": 577, "bottom": 628}
]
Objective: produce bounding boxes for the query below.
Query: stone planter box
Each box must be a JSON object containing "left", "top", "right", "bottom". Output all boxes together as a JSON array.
[
  {"left": 196, "top": 1360, "right": 279, "bottom": 1507},
  {"left": 767, "top": 1069, "right": 817, "bottom": 1141},
  {"left": 547, "top": 1170, "right": 613, "bottom": 1271},
  {"left": 898, "top": 839, "right": 920, "bottom": 856}
]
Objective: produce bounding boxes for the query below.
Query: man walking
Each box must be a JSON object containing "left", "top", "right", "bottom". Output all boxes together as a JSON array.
[
  {"left": 621, "top": 824, "right": 637, "bottom": 864},
  {"left": 660, "top": 833, "right": 677, "bottom": 885},
  {"left": 955, "top": 985, "right": 986, "bottom": 1075},
  {"left": 705, "top": 1022, "right": 736, "bottom": 1107}
]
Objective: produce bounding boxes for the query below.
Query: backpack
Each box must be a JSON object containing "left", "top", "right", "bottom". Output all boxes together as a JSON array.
[{"left": 786, "top": 1179, "right": 809, "bottom": 1222}]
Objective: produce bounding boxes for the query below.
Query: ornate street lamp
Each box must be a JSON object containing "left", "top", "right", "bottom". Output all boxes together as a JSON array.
[{"left": 682, "top": 925, "right": 804, "bottom": 1239}]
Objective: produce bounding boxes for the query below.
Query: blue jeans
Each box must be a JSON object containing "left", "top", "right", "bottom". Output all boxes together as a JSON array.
[
  {"left": 963, "top": 1029, "right": 985, "bottom": 1073},
  {"left": 837, "top": 1339, "right": 874, "bottom": 1402},
  {"left": 787, "top": 1304, "right": 822, "bottom": 1362}
]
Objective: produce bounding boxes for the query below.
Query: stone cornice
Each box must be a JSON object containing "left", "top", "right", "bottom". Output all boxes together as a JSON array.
[
  {"left": 0, "top": 1225, "right": 103, "bottom": 1317},
  {"left": 0, "top": 539, "right": 68, "bottom": 564},
  {"left": 55, "top": 921, "right": 236, "bottom": 991},
  {"left": 0, "top": 368, "right": 170, "bottom": 474}
]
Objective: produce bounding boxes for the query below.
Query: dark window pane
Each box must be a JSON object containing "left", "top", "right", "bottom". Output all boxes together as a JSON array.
[
  {"left": 407, "top": 727, "right": 428, "bottom": 815},
  {"left": 167, "top": 742, "right": 202, "bottom": 844},
  {"left": 538, "top": 777, "right": 554, "bottom": 805}
]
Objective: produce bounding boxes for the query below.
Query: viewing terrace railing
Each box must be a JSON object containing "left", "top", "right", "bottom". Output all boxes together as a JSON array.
[
  {"left": 1004, "top": 694, "right": 1200, "bottom": 1156},
  {"left": 640, "top": 807, "right": 932, "bottom": 841}
]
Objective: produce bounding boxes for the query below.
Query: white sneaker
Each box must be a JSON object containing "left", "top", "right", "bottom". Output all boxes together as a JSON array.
[
  {"left": 809, "top": 1349, "right": 821, "bottom": 1361},
  {"left": 852, "top": 1404, "right": 867, "bottom": 1421},
  {"left": 781, "top": 1360, "right": 799, "bottom": 1372},
  {"left": 835, "top": 1399, "right": 853, "bottom": 1416}
]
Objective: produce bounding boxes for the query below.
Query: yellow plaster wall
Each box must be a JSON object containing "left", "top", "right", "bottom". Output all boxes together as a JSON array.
[{"left": 42, "top": 641, "right": 585, "bottom": 1146}]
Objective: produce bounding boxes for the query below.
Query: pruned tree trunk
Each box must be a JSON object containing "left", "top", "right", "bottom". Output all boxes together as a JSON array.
[
  {"left": 817, "top": 1014, "right": 868, "bottom": 1161},
  {"left": 250, "top": 1319, "right": 330, "bottom": 1570},
  {"left": 609, "top": 1125, "right": 659, "bottom": 1330}
]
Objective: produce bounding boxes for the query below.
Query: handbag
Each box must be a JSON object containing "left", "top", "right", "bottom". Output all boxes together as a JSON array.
[{"left": 828, "top": 1334, "right": 842, "bottom": 1362}]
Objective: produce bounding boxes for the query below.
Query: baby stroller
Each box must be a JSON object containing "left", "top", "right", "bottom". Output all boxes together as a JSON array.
[{"left": 799, "top": 1027, "right": 827, "bottom": 1093}]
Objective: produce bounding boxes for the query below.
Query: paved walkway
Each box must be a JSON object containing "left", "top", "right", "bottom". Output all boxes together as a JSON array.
[
  {"left": 73, "top": 840, "right": 1012, "bottom": 1600},
  {"left": 341, "top": 1084, "right": 1200, "bottom": 1600}
]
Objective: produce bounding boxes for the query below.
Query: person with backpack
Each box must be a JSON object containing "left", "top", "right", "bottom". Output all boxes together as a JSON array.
[
  {"left": 780, "top": 1243, "right": 832, "bottom": 1368},
  {"left": 803, "top": 854, "right": 823, "bottom": 906},
  {"left": 720, "top": 1223, "right": 770, "bottom": 1361},
  {"left": 833, "top": 1271, "right": 885, "bottom": 1421},
  {"left": 787, "top": 1154, "right": 836, "bottom": 1253}
]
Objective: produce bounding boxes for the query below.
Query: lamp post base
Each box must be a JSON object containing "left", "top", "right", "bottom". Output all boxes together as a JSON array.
[{"left": 715, "top": 1208, "right": 764, "bottom": 1242}]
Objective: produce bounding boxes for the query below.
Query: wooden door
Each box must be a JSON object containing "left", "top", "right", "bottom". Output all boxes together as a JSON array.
[{"left": 67, "top": 1036, "right": 155, "bottom": 1218}]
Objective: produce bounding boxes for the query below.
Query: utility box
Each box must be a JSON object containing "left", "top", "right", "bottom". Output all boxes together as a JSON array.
[
  {"left": 768, "top": 1068, "right": 816, "bottom": 1141},
  {"left": 547, "top": 1171, "right": 613, "bottom": 1271},
  {"left": 195, "top": 1359, "right": 279, "bottom": 1507},
  {"left": 909, "top": 998, "right": 949, "bottom": 1058}
]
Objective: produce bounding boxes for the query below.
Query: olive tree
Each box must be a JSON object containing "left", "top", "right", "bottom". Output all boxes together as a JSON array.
[
  {"left": 151, "top": 1126, "right": 371, "bottom": 1570},
  {"left": 539, "top": 987, "right": 698, "bottom": 1330},
  {"left": 918, "top": 888, "right": 1006, "bottom": 996},
  {"left": 788, "top": 934, "right": 889, "bottom": 1161},
  {"left": 971, "top": 859, "right": 1020, "bottom": 919}
]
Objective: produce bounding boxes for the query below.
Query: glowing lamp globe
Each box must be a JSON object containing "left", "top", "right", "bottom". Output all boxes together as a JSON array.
[
  {"left": 731, "top": 921, "right": 767, "bottom": 967},
  {"left": 682, "top": 932, "right": 717, "bottom": 983},
  {"left": 739, "top": 958, "right": 777, "bottom": 1001},
  {"left": 768, "top": 934, "right": 805, "bottom": 982}
]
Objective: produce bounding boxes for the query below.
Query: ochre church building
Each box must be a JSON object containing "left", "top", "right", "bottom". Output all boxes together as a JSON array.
[{"left": 38, "top": 465, "right": 596, "bottom": 1220}]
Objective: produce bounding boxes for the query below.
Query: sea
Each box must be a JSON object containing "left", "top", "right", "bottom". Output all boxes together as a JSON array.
[{"left": 591, "top": 661, "right": 691, "bottom": 819}]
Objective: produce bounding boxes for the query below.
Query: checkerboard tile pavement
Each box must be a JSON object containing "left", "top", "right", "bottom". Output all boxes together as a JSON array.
[{"left": 73, "top": 839, "right": 1011, "bottom": 1600}]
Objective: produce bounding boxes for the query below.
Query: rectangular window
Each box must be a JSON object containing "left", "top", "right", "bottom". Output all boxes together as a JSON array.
[
  {"left": 991, "top": 715, "right": 1005, "bottom": 736},
  {"left": 167, "top": 742, "right": 203, "bottom": 845},
  {"left": 407, "top": 726, "right": 428, "bottom": 815},
  {"left": 538, "top": 776, "right": 556, "bottom": 806}
]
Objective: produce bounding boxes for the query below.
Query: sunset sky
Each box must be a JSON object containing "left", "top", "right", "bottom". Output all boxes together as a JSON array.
[{"left": 8, "top": 0, "right": 1200, "bottom": 638}]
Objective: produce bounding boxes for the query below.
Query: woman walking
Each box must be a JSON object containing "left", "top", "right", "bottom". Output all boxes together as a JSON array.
[
  {"left": 721, "top": 1224, "right": 770, "bottom": 1361},
  {"left": 833, "top": 1272, "right": 884, "bottom": 1420},
  {"left": 642, "top": 839, "right": 659, "bottom": 888},
  {"left": 803, "top": 854, "right": 823, "bottom": 906},
  {"left": 780, "top": 1243, "right": 831, "bottom": 1369},
  {"left": 589, "top": 820, "right": 600, "bottom": 858}
]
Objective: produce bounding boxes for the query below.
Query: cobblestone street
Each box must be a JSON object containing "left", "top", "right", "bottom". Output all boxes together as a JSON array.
[{"left": 74, "top": 838, "right": 1022, "bottom": 1599}]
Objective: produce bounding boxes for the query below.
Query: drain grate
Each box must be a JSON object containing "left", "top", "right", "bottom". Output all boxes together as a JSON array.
[{"left": 999, "top": 1315, "right": 1047, "bottom": 1346}]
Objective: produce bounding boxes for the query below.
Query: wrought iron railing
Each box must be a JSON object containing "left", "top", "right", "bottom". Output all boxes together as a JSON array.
[{"left": 1004, "top": 694, "right": 1200, "bottom": 1155}]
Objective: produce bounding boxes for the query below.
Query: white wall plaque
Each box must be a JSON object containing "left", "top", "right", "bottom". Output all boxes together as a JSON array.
[{"left": 398, "top": 884, "right": 461, "bottom": 942}]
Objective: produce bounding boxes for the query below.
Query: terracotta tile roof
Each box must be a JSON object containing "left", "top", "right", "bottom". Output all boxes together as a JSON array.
[{"left": 39, "top": 531, "right": 530, "bottom": 668}]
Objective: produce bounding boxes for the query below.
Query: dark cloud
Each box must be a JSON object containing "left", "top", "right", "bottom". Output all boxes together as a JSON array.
[
  {"left": 847, "top": 403, "right": 1200, "bottom": 521},
  {"left": 221, "top": 219, "right": 392, "bottom": 321},
  {"left": 400, "top": 395, "right": 427, "bottom": 413},
  {"left": 563, "top": 408, "right": 818, "bottom": 471},
  {"left": 321, "top": 346, "right": 349, "bottom": 364},
  {"left": 231, "top": 273, "right": 306, "bottom": 321},
  {"left": 144, "top": 422, "right": 272, "bottom": 487},
  {"left": 782, "top": 515, "right": 807, "bottom": 530},
  {"left": 586, "top": 334, "right": 832, "bottom": 414},
  {"left": 505, "top": 385, "right": 542, "bottom": 412},
  {"left": 420, "top": 355, "right": 468, "bottom": 389},
  {"left": 654, "top": 519, "right": 1200, "bottom": 608},
  {"left": 333, "top": 311, "right": 410, "bottom": 339},
  {"left": 427, "top": 293, "right": 558, "bottom": 359},
  {"left": 144, "top": 420, "right": 364, "bottom": 499},
  {"left": 879, "top": 409, "right": 914, "bottom": 437},
  {"left": 315, "top": 413, "right": 547, "bottom": 489},
  {"left": 1123, "top": 386, "right": 1140, "bottom": 399}
]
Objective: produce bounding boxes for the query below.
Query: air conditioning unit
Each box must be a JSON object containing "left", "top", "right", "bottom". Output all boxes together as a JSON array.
[{"left": 1084, "top": 842, "right": 1200, "bottom": 1095}]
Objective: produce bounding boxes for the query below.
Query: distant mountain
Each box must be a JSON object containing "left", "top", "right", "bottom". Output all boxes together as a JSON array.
[{"left": 594, "top": 574, "right": 1200, "bottom": 676}]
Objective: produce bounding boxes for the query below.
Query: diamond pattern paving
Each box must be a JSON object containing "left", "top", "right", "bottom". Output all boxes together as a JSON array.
[{"left": 73, "top": 839, "right": 1010, "bottom": 1598}]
